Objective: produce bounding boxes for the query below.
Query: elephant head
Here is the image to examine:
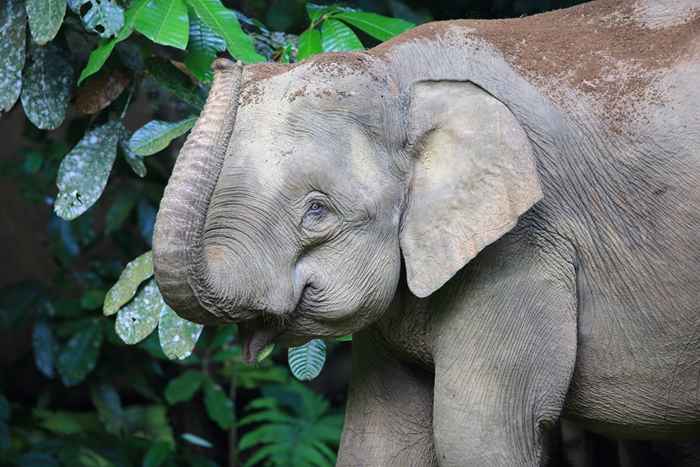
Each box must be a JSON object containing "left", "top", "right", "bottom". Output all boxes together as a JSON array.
[{"left": 153, "top": 53, "right": 542, "bottom": 362}]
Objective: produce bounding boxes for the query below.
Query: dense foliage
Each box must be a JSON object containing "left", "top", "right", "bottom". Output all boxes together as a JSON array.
[
  {"left": 0, "top": 0, "right": 416, "bottom": 465},
  {"left": 1, "top": 0, "right": 588, "bottom": 465}
]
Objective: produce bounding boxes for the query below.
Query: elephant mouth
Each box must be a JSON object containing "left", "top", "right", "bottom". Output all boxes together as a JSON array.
[{"left": 238, "top": 320, "right": 284, "bottom": 364}]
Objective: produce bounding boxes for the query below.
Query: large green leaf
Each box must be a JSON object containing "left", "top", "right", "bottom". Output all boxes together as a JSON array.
[
  {"left": 128, "top": 116, "right": 197, "bottom": 156},
  {"left": 142, "top": 441, "right": 173, "bottom": 467},
  {"left": 32, "top": 320, "right": 58, "bottom": 378},
  {"left": 77, "top": 0, "right": 149, "bottom": 84},
  {"left": 115, "top": 277, "right": 162, "bottom": 344},
  {"left": 103, "top": 251, "right": 153, "bottom": 316},
  {"left": 185, "top": 0, "right": 264, "bottom": 63},
  {"left": 288, "top": 339, "right": 326, "bottom": 381},
  {"left": 54, "top": 121, "right": 121, "bottom": 220},
  {"left": 320, "top": 19, "right": 363, "bottom": 52},
  {"left": 203, "top": 380, "right": 234, "bottom": 429},
  {"left": 158, "top": 304, "right": 203, "bottom": 360},
  {"left": 184, "top": 14, "right": 225, "bottom": 82},
  {"left": 21, "top": 42, "right": 73, "bottom": 130},
  {"left": 335, "top": 11, "right": 414, "bottom": 41},
  {"left": 25, "top": 0, "right": 66, "bottom": 44},
  {"left": 146, "top": 58, "right": 206, "bottom": 109},
  {"left": 134, "top": 0, "right": 189, "bottom": 50},
  {"left": 297, "top": 28, "right": 322, "bottom": 61},
  {"left": 164, "top": 370, "right": 204, "bottom": 404},
  {"left": 0, "top": 0, "right": 26, "bottom": 112},
  {"left": 56, "top": 320, "right": 103, "bottom": 386},
  {"left": 68, "top": 0, "right": 124, "bottom": 38}
]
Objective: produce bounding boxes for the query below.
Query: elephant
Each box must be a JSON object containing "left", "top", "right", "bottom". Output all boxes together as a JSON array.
[{"left": 152, "top": 0, "right": 700, "bottom": 465}]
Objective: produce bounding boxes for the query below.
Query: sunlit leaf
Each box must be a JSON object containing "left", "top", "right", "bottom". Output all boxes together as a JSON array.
[
  {"left": 257, "top": 343, "right": 275, "bottom": 363},
  {"left": 181, "top": 432, "right": 212, "bottom": 448},
  {"left": 26, "top": 0, "right": 66, "bottom": 44},
  {"left": 186, "top": 0, "right": 264, "bottom": 63},
  {"left": 68, "top": 0, "right": 124, "bottom": 38},
  {"left": 77, "top": 0, "right": 149, "bottom": 84},
  {"left": 288, "top": 339, "right": 326, "bottom": 381},
  {"left": 134, "top": 0, "right": 189, "bottom": 49},
  {"left": 335, "top": 11, "right": 414, "bottom": 41},
  {"left": 203, "top": 379, "right": 234, "bottom": 429},
  {"left": 54, "top": 121, "right": 121, "bottom": 220},
  {"left": 128, "top": 116, "right": 197, "bottom": 156},
  {"left": 56, "top": 320, "right": 103, "bottom": 386},
  {"left": 115, "top": 277, "right": 162, "bottom": 344},
  {"left": 320, "top": 19, "right": 363, "bottom": 52},
  {"left": 146, "top": 58, "right": 206, "bottom": 109},
  {"left": 158, "top": 304, "right": 203, "bottom": 360},
  {"left": 32, "top": 320, "right": 58, "bottom": 378},
  {"left": 103, "top": 251, "right": 153, "bottom": 316},
  {"left": 184, "top": 14, "right": 225, "bottom": 82},
  {"left": 164, "top": 370, "right": 204, "bottom": 404},
  {"left": 297, "top": 28, "right": 321, "bottom": 61},
  {"left": 0, "top": 0, "right": 26, "bottom": 112}
]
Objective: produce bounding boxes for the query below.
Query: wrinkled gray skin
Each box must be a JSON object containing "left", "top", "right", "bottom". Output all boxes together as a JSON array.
[{"left": 153, "top": 0, "right": 700, "bottom": 465}]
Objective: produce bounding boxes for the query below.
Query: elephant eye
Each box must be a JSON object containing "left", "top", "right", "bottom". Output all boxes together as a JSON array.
[{"left": 306, "top": 201, "right": 327, "bottom": 218}]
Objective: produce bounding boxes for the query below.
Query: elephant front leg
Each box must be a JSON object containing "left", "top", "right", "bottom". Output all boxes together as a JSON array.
[
  {"left": 432, "top": 245, "right": 578, "bottom": 466},
  {"left": 337, "top": 329, "right": 438, "bottom": 467}
]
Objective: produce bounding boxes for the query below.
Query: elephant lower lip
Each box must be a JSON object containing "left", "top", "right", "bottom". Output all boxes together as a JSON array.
[{"left": 238, "top": 322, "right": 283, "bottom": 364}]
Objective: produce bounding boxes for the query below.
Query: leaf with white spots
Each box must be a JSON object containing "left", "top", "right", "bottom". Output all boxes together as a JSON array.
[
  {"left": 0, "top": 0, "right": 27, "bottom": 112},
  {"left": 21, "top": 42, "right": 74, "bottom": 130},
  {"left": 115, "top": 278, "right": 162, "bottom": 345},
  {"left": 69, "top": 0, "right": 124, "bottom": 39},
  {"left": 288, "top": 339, "right": 326, "bottom": 381},
  {"left": 128, "top": 116, "right": 197, "bottom": 156},
  {"left": 56, "top": 320, "right": 103, "bottom": 386},
  {"left": 54, "top": 121, "right": 121, "bottom": 220},
  {"left": 26, "top": 0, "right": 66, "bottom": 45},
  {"left": 103, "top": 251, "right": 153, "bottom": 316},
  {"left": 158, "top": 304, "right": 203, "bottom": 360}
]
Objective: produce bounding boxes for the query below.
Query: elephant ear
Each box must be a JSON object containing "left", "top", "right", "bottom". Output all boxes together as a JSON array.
[{"left": 400, "top": 81, "right": 542, "bottom": 298}]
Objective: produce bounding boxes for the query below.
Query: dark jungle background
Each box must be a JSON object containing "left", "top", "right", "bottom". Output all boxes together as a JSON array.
[{"left": 1, "top": 0, "right": 693, "bottom": 466}]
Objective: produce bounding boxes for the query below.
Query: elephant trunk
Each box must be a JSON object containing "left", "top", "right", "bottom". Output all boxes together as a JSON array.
[{"left": 153, "top": 59, "right": 243, "bottom": 324}]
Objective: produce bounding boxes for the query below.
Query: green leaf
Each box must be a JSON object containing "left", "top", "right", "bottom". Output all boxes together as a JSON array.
[
  {"left": 181, "top": 432, "right": 212, "bottom": 448},
  {"left": 35, "top": 410, "right": 87, "bottom": 434},
  {"left": 164, "top": 370, "right": 204, "bottom": 404},
  {"left": 21, "top": 42, "right": 73, "bottom": 129},
  {"left": 105, "top": 190, "right": 138, "bottom": 234},
  {"left": 184, "top": 14, "right": 225, "bottom": 82},
  {"left": 297, "top": 28, "right": 322, "bottom": 61},
  {"left": 80, "top": 289, "right": 105, "bottom": 310},
  {"left": 203, "top": 380, "right": 234, "bottom": 429},
  {"left": 54, "top": 121, "right": 121, "bottom": 220},
  {"left": 123, "top": 405, "right": 174, "bottom": 444},
  {"left": 69, "top": 0, "right": 124, "bottom": 38},
  {"left": 158, "top": 303, "right": 203, "bottom": 360},
  {"left": 33, "top": 320, "right": 58, "bottom": 378},
  {"left": 103, "top": 251, "right": 154, "bottom": 316},
  {"left": 77, "top": 0, "right": 149, "bottom": 84},
  {"left": 134, "top": 0, "right": 189, "bottom": 50},
  {"left": 256, "top": 343, "right": 275, "bottom": 363},
  {"left": 115, "top": 277, "right": 163, "bottom": 344},
  {"left": 288, "top": 339, "right": 326, "bottom": 381},
  {"left": 16, "top": 452, "right": 59, "bottom": 467},
  {"left": 90, "top": 383, "right": 124, "bottom": 435},
  {"left": 336, "top": 335, "right": 352, "bottom": 342},
  {"left": 129, "top": 117, "right": 197, "bottom": 156},
  {"left": 56, "top": 320, "right": 103, "bottom": 386},
  {"left": 185, "top": 0, "right": 264, "bottom": 63},
  {"left": 143, "top": 441, "right": 173, "bottom": 467},
  {"left": 119, "top": 123, "right": 147, "bottom": 177},
  {"left": 320, "top": 19, "right": 363, "bottom": 52},
  {"left": 26, "top": 0, "right": 66, "bottom": 44},
  {"left": 0, "top": 0, "right": 26, "bottom": 112},
  {"left": 146, "top": 58, "right": 206, "bottom": 109},
  {"left": 335, "top": 11, "right": 414, "bottom": 41}
]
